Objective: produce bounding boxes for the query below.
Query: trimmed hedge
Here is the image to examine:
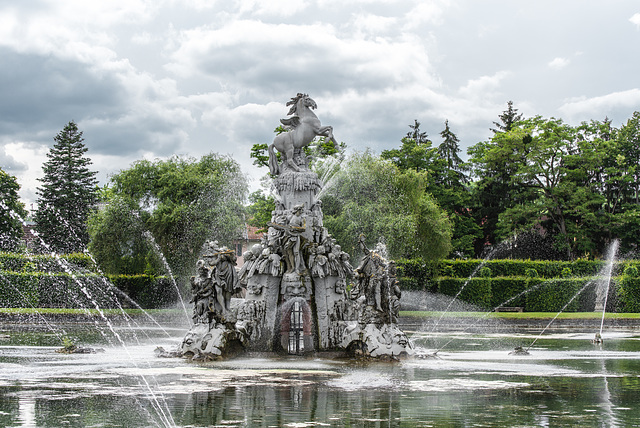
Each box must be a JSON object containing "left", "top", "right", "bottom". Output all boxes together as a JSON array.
[
  {"left": 0, "top": 252, "right": 95, "bottom": 273},
  {"left": 395, "top": 258, "right": 640, "bottom": 312},
  {"left": 107, "top": 275, "right": 178, "bottom": 309},
  {"left": 396, "top": 259, "right": 615, "bottom": 288},
  {"left": 0, "top": 271, "right": 177, "bottom": 309},
  {"left": 430, "top": 276, "right": 597, "bottom": 312}
]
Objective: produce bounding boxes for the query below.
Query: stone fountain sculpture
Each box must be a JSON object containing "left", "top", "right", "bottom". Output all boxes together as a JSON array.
[{"left": 178, "top": 93, "right": 413, "bottom": 360}]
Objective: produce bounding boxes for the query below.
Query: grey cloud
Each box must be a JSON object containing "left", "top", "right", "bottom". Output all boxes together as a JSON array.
[
  {"left": 0, "top": 49, "right": 125, "bottom": 139},
  {"left": 0, "top": 147, "right": 28, "bottom": 174},
  {"left": 0, "top": 47, "right": 191, "bottom": 160}
]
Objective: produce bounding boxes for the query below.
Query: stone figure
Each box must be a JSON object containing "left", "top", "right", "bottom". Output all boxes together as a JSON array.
[
  {"left": 268, "top": 93, "right": 338, "bottom": 175},
  {"left": 238, "top": 250, "right": 256, "bottom": 285},
  {"left": 311, "top": 244, "right": 328, "bottom": 278},
  {"left": 354, "top": 237, "right": 386, "bottom": 313},
  {"left": 281, "top": 272, "right": 308, "bottom": 300},
  {"left": 190, "top": 260, "right": 214, "bottom": 324},
  {"left": 388, "top": 261, "right": 402, "bottom": 323},
  {"left": 201, "top": 240, "right": 219, "bottom": 266},
  {"left": 270, "top": 204, "right": 307, "bottom": 273},
  {"left": 211, "top": 247, "right": 239, "bottom": 314}
]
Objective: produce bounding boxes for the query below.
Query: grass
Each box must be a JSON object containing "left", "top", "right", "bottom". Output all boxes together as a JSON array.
[
  {"left": 0, "top": 307, "right": 184, "bottom": 316},
  {"left": 400, "top": 311, "right": 640, "bottom": 319}
]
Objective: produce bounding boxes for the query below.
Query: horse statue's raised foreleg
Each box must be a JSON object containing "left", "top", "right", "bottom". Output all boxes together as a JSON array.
[{"left": 318, "top": 126, "right": 338, "bottom": 148}]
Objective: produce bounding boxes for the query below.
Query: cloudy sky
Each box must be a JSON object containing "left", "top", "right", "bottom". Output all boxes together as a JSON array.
[{"left": 1, "top": 0, "right": 639, "bottom": 208}]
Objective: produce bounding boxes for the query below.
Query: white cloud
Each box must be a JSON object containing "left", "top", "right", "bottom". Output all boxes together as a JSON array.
[
  {"left": 548, "top": 57, "right": 570, "bottom": 70},
  {"left": 131, "top": 32, "right": 154, "bottom": 45},
  {"left": 352, "top": 13, "right": 398, "bottom": 37},
  {"left": 558, "top": 88, "right": 640, "bottom": 119},
  {"left": 235, "top": 0, "right": 310, "bottom": 17},
  {"left": 458, "top": 71, "right": 511, "bottom": 99},
  {"left": 164, "top": 19, "right": 438, "bottom": 95},
  {"left": 630, "top": 13, "right": 640, "bottom": 28},
  {"left": 1, "top": 142, "right": 48, "bottom": 205},
  {"left": 403, "top": 0, "right": 452, "bottom": 29}
]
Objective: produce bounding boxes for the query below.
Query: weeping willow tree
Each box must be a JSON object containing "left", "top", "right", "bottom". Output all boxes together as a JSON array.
[{"left": 320, "top": 150, "right": 452, "bottom": 261}]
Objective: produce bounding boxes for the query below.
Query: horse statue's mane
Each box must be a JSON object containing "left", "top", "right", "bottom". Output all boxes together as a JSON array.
[{"left": 286, "top": 93, "right": 314, "bottom": 116}]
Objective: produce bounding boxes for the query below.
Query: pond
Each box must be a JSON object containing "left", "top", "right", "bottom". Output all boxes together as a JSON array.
[{"left": 1, "top": 323, "right": 640, "bottom": 427}]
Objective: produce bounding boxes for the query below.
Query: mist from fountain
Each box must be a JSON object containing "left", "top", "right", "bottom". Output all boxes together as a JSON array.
[
  {"left": 0, "top": 204, "right": 178, "bottom": 427},
  {"left": 142, "top": 230, "right": 191, "bottom": 325}
]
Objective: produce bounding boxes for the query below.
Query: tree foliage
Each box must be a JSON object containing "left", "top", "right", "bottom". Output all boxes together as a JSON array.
[
  {"left": 88, "top": 153, "right": 248, "bottom": 278},
  {"left": 381, "top": 120, "right": 479, "bottom": 258},
  {"left": 34, "top": 121, "right": 98, "bottom": 253},
  {"left": 469, "top": 112, "right": 640, "bottom": 259},
  {"left": 246, "top": 190, "right": 275, "bottom": 232},
  {"left": 0, "top": 169, "right": 28, "bottom": 251},
  {"left": 320, "top": 151, "right": 452, "bottom": 260}
]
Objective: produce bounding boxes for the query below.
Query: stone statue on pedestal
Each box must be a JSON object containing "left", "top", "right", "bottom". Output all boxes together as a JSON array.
[{"left": 177, "top": 94, "right": 413, "bottom": 360}]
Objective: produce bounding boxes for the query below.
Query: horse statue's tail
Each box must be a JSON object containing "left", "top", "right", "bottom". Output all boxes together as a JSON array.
[{"left": 268, "top": 143, "right": 280, "bottom": 176}]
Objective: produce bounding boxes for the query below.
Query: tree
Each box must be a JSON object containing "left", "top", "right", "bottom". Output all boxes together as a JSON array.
[
  {"left": 432, "top": 121, "right": 479, "bottom": 258},
  {"left": 246, "top": 190, "right": 275, "bottom": 232},
  {"left": 321, "top": 151, "right": 452, "bottom": 260},
  {"left": 382, "top": 120, "right": 478, "bottom": 258},
  {"left": 88, "top": 153, "right": 247, "bottom": 278},
  {"left": 438, "top": 120, "right": 464, "bottom": 171},
  {"left": 381, "top": 120, "right": 437, "bottom": 172},
  {"left": 0, "top": 169, "right": 28, "bottom": 251},
  {"left": 468, "top": 108, "right": 531, "bottom": 256},
  {"left": 491, "top": 100, "right": 523, "bottom": 134},
  {"left": 87, "top": 191, "right": 162, "bottom": 275},
  {"left": 34, "top": 121, "right": 98, "bottom": 253}
]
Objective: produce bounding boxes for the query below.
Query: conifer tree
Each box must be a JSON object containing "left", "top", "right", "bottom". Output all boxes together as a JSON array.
[
  {"left": 491, "top": 101, "right": 523, "bottom": 133},
  {"left": 438, "top": 119, "right": 463, "bottom": 170},
  {"left": 0, "top": 168, "right": 28, "bottom": 251},
  {"left": 34, "top": 121, "right": 98, "bottom": 253}
]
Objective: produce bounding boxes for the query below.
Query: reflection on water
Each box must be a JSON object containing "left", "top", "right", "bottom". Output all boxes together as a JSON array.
[{"left": 2, "top": 326, "right": 640, "bottom": 427}]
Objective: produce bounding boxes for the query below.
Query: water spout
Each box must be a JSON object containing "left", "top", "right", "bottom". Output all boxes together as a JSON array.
[{"left": 596, "top": 239, "right": 620, "bottom": 337}]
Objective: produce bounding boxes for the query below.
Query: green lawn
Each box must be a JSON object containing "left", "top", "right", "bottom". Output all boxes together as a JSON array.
[
  {"left": 0, "top": 308, "right": 183, "bottom": 316},
  {"left": 400, "top": 311, "right": 640, "bottom": 319}
]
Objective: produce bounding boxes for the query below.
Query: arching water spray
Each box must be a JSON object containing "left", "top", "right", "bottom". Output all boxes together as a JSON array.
[
  {"left": 1, "top": 203, "right": 177, "bottom": 427},
  {"left": 430, "top": 239, "right": 513, "bottom": 334},
  {"left": 526, "top": 278, "right": 596, "bottom": 352},
  {"left": 142, "top": 231, "right": 191, "bottom": 325},
  {"left": 432, "top": 278, "right": 550, "bottom": 353}
]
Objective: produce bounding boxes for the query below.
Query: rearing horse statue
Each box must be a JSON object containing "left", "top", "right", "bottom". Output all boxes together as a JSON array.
[{"left": 268, "top": 93, "right": 338, "bottom": 175}]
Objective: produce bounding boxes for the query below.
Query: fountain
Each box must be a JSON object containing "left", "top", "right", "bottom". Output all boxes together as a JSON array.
[
  {"left": 4, "top": 95, "right": 640, "bottom": 427},
  {"left": 175, "top": 93, "right": 413, "bottom": 360}
]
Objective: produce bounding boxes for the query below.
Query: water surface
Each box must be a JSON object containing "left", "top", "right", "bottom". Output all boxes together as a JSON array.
[{"left": 1, "top": 325, "right": 640, "bottom": 427}]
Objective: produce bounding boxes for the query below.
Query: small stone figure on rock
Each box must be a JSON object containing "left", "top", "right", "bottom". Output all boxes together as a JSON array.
[
  {"left": 211, "top": 247, "right": 239, "bottom": 315},
  {"left": 354, "top": 236, "right": 386, "bottom": 313},
  {"left": 190, "top": 260, "right": 214, "bottom": 324},
  {"left": 388, "top": 261, "right": 402, "bottom": 323}
]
